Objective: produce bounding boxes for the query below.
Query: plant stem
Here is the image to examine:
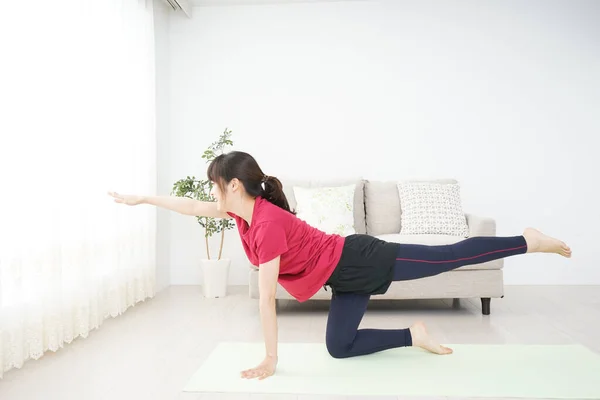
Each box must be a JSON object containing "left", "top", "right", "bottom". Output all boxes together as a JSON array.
[
  {"left": 218, "top": 228, "right": 225, "bottom": 260},
  {"left": 205, "top": 232, "right": 211, "bottom": 260}
]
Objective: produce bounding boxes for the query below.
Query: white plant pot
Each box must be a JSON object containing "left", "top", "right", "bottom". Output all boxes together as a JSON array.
[{"left": 201, "top": 258, "right": 231, "bottom": 298}]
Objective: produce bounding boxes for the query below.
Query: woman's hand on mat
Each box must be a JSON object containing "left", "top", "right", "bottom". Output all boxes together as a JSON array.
[
  {"left": 240, "top": 356, "right": 277, "bottom": 380},
  {"left": 107, "top": 191, "right": 144, "bottom": 206}
]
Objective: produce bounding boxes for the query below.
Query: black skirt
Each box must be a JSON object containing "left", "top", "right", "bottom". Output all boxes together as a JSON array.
[{"left": 325, "top": 234, "right": 401, "bottom": 296}]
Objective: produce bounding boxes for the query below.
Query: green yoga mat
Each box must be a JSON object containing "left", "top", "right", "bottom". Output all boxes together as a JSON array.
[{"left": 184, "top": 342, "right": 600, "bottom": 398}]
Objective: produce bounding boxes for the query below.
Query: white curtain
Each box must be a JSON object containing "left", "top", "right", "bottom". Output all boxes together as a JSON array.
[{"left": 0, "top": 0, "right": 157, "bottom": 378}]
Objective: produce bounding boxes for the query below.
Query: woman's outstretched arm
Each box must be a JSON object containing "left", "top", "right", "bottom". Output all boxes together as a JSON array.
[{"left": 107, "top": 191, "right": 231, "bottom": 219}]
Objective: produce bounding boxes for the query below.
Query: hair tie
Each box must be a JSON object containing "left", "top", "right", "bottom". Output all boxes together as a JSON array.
[{"left": 262, "top": 175, "right": 269, "bottom": 183}]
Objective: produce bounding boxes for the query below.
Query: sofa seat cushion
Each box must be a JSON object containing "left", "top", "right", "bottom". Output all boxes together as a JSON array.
[
  {"left": 248, "top": 268, "right": 504, "bottom": 299},
  {"left": 377, "top": 233, "right": 462, "bottom": 245},
  {"left": 374, "top": 233, "right": 503, "bottom": 270}
]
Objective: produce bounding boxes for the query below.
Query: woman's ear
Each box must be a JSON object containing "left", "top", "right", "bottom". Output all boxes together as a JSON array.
[{"left": 229, "top": 178, "right": 240, "bottom": 193}]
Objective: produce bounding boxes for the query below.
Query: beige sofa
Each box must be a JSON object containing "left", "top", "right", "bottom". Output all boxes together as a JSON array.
[{"left": 248, "top": 178, "right": 502, "bottom": 315}]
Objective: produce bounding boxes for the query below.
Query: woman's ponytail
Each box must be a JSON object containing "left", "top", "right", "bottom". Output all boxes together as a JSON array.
[{"left": 262, "top": 175, "right": 296, "bottom": 215}]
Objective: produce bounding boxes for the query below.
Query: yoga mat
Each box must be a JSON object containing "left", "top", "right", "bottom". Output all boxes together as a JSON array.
[{"left": 184, "top": 342, "right": 600, "bottom": 398}]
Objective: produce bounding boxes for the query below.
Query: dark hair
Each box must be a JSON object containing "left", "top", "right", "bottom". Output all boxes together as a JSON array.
[{"left": 207, "top": 151, "right": 296, "bottom": 215}]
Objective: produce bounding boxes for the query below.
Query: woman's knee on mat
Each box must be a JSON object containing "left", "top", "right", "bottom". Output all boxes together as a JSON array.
[
  {"left": 325, "top": 326, "right": 356, "bottom": 359},
  {"left": 325, "top": 335, "right": 354, "bottom": 359}
]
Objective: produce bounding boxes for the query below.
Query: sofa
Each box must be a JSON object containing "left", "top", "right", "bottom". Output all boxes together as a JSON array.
[{"left": 248, "top": 178, "right": 502, "bottom": 315}]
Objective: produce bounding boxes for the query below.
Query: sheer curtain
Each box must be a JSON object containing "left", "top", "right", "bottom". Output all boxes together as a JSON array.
[{"left": 0, "top": 0, "right": 157, "bottom": 378}]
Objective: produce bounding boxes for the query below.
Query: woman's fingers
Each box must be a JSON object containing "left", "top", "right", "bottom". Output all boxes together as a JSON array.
[
  {"left": 108, "top": 191, "right": 126, "bottom": 203},
  {"left": 241, "top": 367, "right": 265, "bottom": 379},
  {"left": 241, "top": 369, "right": 253, "bottom": 378}
]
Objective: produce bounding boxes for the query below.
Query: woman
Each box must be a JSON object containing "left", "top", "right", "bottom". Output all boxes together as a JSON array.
[{"left": 108, "top": 151, "right": 572, "bottom": 381}]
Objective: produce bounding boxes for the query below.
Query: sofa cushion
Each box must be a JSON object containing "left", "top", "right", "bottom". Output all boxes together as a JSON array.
[
  {"left": 293, "top": 184, "right": 356, "bottom": 236},
  {"left": 248, "top": 267, "right": 504, "bottom": 299},
  {"left": 397, "top": 181, "right": 469, "bottom": 237},
  {"left": 377, "top": 233, "right": 464, "bottom": 246},
  {"left": 364, "top": 179, "right": 457, "bottom": 236},
  {"left": 375, "top": 233, "right": 503, "bottom": 270},
  {"left": 278, "top": 178, "right": 366, "bottom": 234}
]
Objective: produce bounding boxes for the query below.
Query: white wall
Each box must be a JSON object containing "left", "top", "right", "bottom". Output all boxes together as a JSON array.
[
  {"left": 164, "top": 0, "right": 600, "bottom": 286},
  {"left": 154, "top": 0, "right": 172, "bottom": 293}
]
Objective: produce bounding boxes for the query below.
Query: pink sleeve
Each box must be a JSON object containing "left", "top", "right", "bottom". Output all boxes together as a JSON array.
[{"left": 254, "top": 222, "right": 289, "bottom": 264}]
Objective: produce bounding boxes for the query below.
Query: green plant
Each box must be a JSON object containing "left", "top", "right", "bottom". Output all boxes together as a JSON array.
[{"left": 171, "top": 128, "right": 236, "bottom": 260}]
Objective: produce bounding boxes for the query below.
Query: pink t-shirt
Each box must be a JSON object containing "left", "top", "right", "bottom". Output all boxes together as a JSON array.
[{"left": 228, "top": 196, "right": 345, "bottom": 302}]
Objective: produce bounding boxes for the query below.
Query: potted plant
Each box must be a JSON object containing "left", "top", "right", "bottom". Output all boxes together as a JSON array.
[{"left": 171, "top": 128, "right": 236, "bottom": 298}]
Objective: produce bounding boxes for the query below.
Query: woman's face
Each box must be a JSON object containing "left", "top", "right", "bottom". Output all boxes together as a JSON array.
[
  {"left": 210, "top": 181, "right": 224, "bottom": 211},
  {"left": 210, "top": 179, "right": 236, "bottom": 212}
]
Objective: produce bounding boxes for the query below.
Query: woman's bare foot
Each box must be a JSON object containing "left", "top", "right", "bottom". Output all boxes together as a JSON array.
[
  {"left": 410, "top": 321, "right": 453, "bottom": 355},
  {"left": 523, "top": 228, "right": 572, "bottom": 258}
]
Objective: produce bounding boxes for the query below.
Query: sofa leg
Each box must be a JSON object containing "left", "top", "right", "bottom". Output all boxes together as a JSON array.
[{"left": 481, "top": 298, "right": 491, "bottom": 315}]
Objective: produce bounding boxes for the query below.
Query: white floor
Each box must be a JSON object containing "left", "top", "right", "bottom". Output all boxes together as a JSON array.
[{"left": 1, "top": 285, "right": 599, "bottom": 400}]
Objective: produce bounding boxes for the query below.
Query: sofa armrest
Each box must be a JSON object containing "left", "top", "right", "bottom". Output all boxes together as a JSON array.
[
  {"left": 248, "top": 267, "right": 259, "bottom": 298},
  {"left": 465, "top": 213, "right": 496, "bottom": 237}
]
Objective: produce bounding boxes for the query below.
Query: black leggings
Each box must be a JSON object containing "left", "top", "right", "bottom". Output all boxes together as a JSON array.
[{"left": 325, "top": 235, "right": 527, "bottom": 358}]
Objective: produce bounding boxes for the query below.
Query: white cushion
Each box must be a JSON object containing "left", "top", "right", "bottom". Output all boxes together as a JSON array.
[
  {"left": 280, "top": 178, "right": 366, "bottom": 234},
  {"left": 364, "top": 179, "right": 457, "bottom": 236},
  {"left": 293, "top": 184, "right": 356, "bottom": 236},
  {"left": 397, "top": 181, "right": 469, "bottom": 237}
]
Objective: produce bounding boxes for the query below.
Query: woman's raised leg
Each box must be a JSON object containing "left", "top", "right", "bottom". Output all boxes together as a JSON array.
[{"left": 392, "top": 228, "right": 571, "bottom": 281}]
